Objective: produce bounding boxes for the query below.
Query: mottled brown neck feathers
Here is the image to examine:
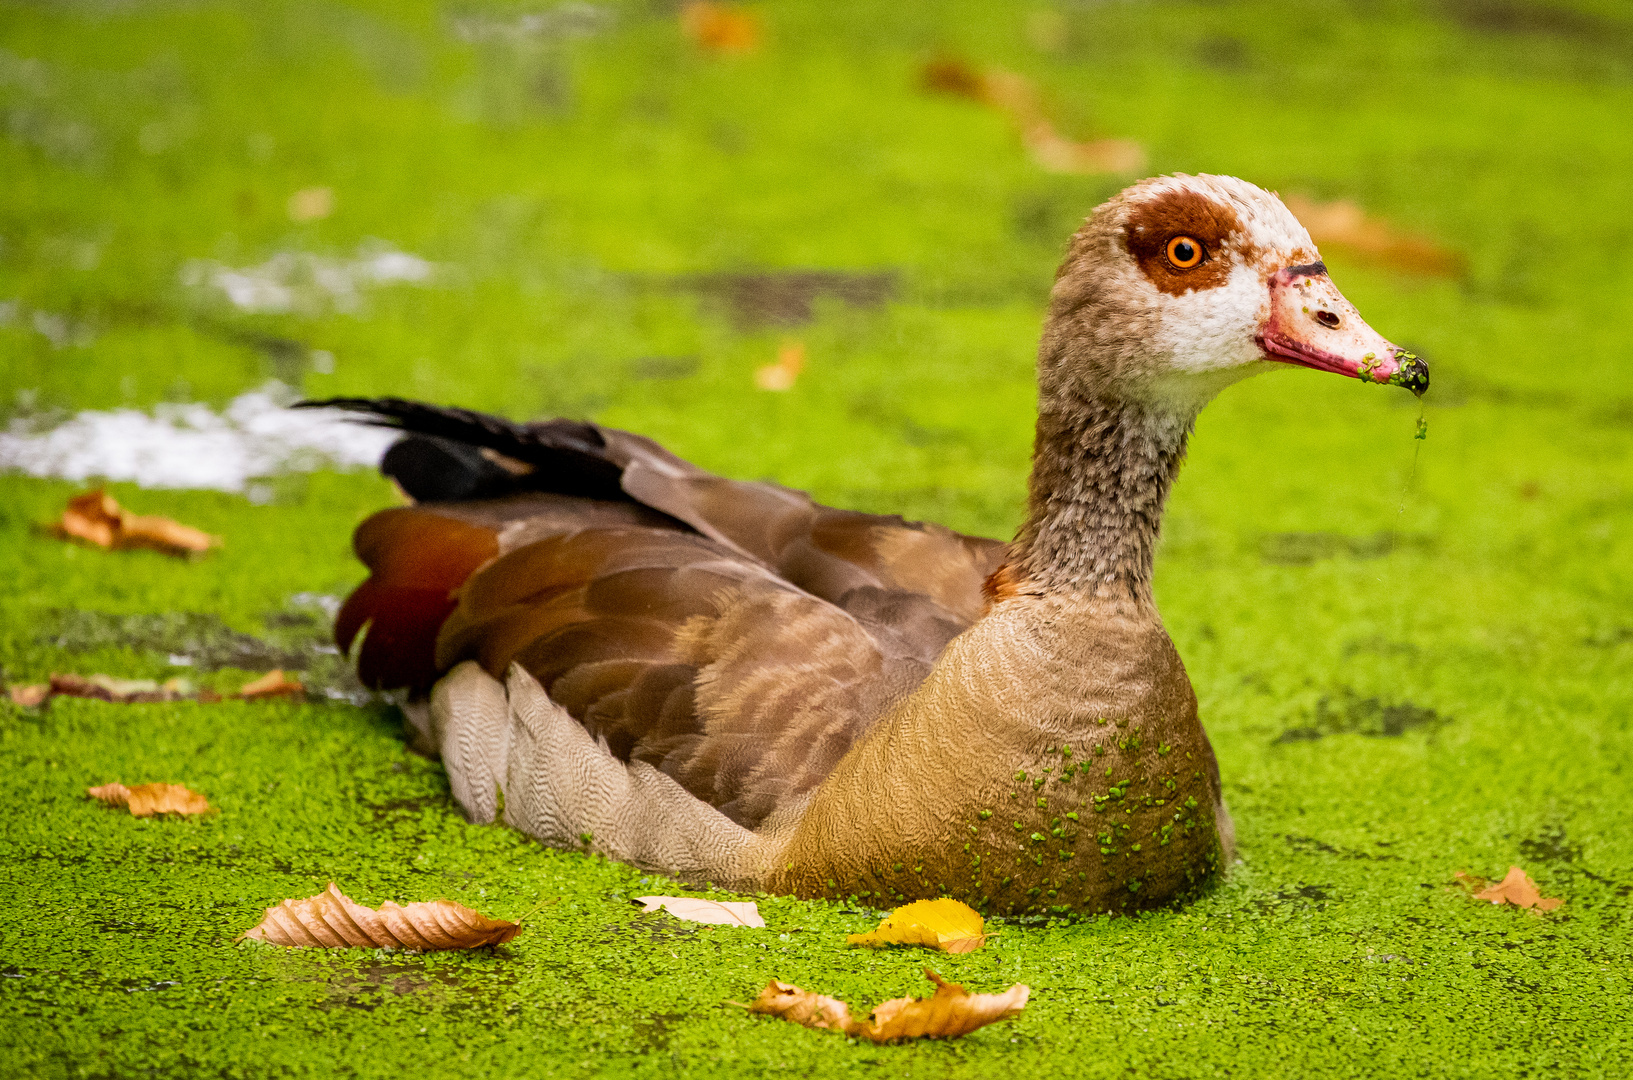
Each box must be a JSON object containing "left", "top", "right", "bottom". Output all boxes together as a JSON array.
[{"left": 1010, "top": 395, "right": 1190, "bottom": 603}]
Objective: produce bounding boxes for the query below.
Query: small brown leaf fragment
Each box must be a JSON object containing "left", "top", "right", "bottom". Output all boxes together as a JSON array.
[
  {"left": 636, "top": 896, "right": 765, "bottom": 927},
  {"left": 753, "top": 340, "right": 804, "bottom": 391},
  {"left": 1465, "top": 866, "right": 1564, "bottom": 911},
  {"left": 87, "top": 782, "right": 213, "bottom": 816},
  {"left": 243, "top": 883, "right": 522, "bottom": 951},
  {"left": 86, "top": 782, "right": 132, "bottom": 807},
  {"left": 746, "top": 980, "right": 854, "bottom": 1033},
  {"left": 746, "top": 969, "right": 1028, "bottom": 1043},
  {"left": 856, "top": 968, "right": 1030, "bottom": 1043},
  {"left": 287, "top": 186, "right": 334, "bottom": 223},
  {"left": 847, "top": 898, "right": 989, "bottom": 953},
  {"left": 237, "top": 670, "right": 305, "bottom": 700},
  {"left": 8, "top": 684, "right": 49, "bottom": 707},
  {"left": 681, "top": 2, "right": 759, "bottom": 53},
  {"left": 49, "top": 673, "right": 193, "bottom": 704},
  {"left": 1284, "top": 194, "right": 1466, "bottom": 278},
  {"left": 920, "top": 57, "right": 1144, "bottom": 176},
  {"left": 50, "top": 489, "right": 219, "bottom": 557}
]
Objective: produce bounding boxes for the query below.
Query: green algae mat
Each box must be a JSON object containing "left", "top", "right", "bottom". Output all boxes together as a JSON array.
[{"left": 3, "top": 0, "right": 1632, "bottom": 1076}]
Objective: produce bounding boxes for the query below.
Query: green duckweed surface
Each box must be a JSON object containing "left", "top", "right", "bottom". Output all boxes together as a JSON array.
[{"left": 3, "top": 1, "right": 1632, "bottom": 1076}]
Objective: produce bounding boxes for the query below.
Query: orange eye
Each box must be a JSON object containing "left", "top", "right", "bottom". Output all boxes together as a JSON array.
[{"left": 1165, "top": 236, "right": 1205, "bottom": 269}]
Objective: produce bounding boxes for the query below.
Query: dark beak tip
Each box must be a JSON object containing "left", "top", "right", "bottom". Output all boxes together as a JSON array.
[{"left": 1391, "top": 351, "right": 1430, "bottom": 397}]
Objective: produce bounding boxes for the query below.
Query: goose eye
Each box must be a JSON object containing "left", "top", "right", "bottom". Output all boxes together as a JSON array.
[{"left": 1165, "top": 236, "right": 1205, "bottom": 269}]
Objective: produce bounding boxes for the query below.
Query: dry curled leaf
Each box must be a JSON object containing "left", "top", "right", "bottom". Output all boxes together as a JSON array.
[
  {"left": 87, "top": 781, "right": 213, "bottom": 817},
  {"left": 237, "top": 670, "right": 305, "bottom": 700},
  {"left": 50, "top": 673, "right": 194, "bottom": 704},
  {"left": 1284, "top": 194, "right": 1465, "bottom": 278},
  {"left": 243, "top": 883, "right": 522, "bottom": 950},
  {"left": 1456, "top": 867, "right": 1563, "bottom": 911},
  {"left": 635, "top": 896, "right": 765, "bottom": 927},
  {"left": 744, "top": 980, "right": 854, "bottom": 1032},
  {"left": 860, "top": 969, "right": 1030, "bottom": 1042},
  {"left": 921, "top": 57, "right": 1144, "bottom": 176},
  {"left": 50, "top": 489, "right": 219, "bottom": 557},
  {"left": 746, "top": 968, "right": 1028, "bottom": 1043},
  {"left": 681, "top": 1, "right": 759, "bottom": 53},
  {"left": 847, "top": 898, "right": 989, "bottom": 954}
]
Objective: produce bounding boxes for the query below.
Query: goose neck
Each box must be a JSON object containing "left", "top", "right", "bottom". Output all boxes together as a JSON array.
[{"left": 1011, "top": 394, "right": 1191, "bottom": 604}]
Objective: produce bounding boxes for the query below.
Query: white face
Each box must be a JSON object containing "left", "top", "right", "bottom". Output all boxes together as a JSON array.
[{"left": 1047, "top": 174, "right": 1426, "bottom": 412}]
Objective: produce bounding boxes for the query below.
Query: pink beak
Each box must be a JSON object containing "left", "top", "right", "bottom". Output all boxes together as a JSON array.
[{"left": 1256, "top": 263, "right": 1428, "bottom": 396}]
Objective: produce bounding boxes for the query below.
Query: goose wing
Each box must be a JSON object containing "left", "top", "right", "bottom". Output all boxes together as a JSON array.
[{"left": 305, "top": 398, "right": 1007, "bottom": 826}]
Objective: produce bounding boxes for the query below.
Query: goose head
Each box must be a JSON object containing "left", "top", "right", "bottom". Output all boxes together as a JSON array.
[{"left": 1039, "top": 173, "right": 1428, "bottom": 413}]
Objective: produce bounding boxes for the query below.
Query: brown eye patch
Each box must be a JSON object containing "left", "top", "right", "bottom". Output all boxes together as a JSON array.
[{"left": 1124, "top": 188, "right": 1249, "bottom": 296}]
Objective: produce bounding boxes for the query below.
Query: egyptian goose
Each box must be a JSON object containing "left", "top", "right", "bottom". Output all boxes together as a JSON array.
[{"left": 304, "top": 174, "right": 1426, "bottom": 916}]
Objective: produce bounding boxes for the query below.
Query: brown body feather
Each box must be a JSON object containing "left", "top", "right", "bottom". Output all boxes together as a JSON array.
[{"left": 335, "top": 439, "right": 1005, "bottom": 830}]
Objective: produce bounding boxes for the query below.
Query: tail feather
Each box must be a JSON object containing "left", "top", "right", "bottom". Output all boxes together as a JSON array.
[{"left": 296, "top": 397, "right": 628, "bottom": 503}]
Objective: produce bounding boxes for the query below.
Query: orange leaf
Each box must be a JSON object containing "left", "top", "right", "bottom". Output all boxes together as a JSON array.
[
  {"left": 242, "top": 883, "right": 523, "bottom": 951},
  {"left": 746, "top": 968, "right": 1028, "bottom": 1043},
  {"left": 1284, "top": 194, "right": 1465, "bottom": 278},
  {"left": 1464, "top": 866, "right": 1564, "bottom": 911},
  {"left": 88, "top": 781, "right": 214, "bottom": 817},
  {"left": 50, "top": 489, "right": 218, "bottom": 557},
  {"left": 681, "top": 2, "right": 759, "bottom": 53},
  {"left": 237, "top": 670, "right": 305, "bottom": 700},
  {"left": 635, "top": 896, "right": 765, "bottom": 927}
]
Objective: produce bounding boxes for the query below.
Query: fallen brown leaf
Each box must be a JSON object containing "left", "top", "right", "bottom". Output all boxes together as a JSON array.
[
  {"left": 1284, "top": 194, "right": 1465, "bottom": 278},
  {"left": 237, "top": 670, "right": 305, "bottom": 700},
  {"left": 681, "top": 1, "right": 759, "bottom": 53},
  {"left": 746, "top": 968, "right": 1028, "bottom": 1043},
  {"left": 243, "top": 883, "right": 522, "bottom": 950},
  {"left": 51, "top": 489, "right": 219, "bottom": 557},
  {"left": 1456, "top": 867, "right": 1563, "bottom": 911},
  {"left": 921, "top": 57, "right": 1144, "bottom": 176},
  {"left": 847, "top": 898, "right": 989, "bottom": 954},
  {"left": 746, "top": 980, "right": 854, "bottom": 1033},
  {"left": 636, "top": 896, "right": 765, "bottom": 927},
  {"left": 87, "top": 781, "right": 214, "bottom": 817},
  {"left": 753, "top": 340, "right": 805, "bottom": 391},
  {"left": 860, "top": 969, "right": 1029, "bottom": 1042}
]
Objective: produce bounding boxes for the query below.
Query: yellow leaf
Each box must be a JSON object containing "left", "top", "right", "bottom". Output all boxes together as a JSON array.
[
  {"left": 745, "top": 968, "right": 1028, "bottom": 1043},
  {"left": 846, "top": 898, "right": 989, "bottom": 954},
  {"left": 242, "top": 883, "right": 522, "bottom": 951},
  {"left": 87, "top": 782, "right": 213, "bottom": 817},
  {"left": 635, "top": 896, "right": 764, "bottom": 927}
]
